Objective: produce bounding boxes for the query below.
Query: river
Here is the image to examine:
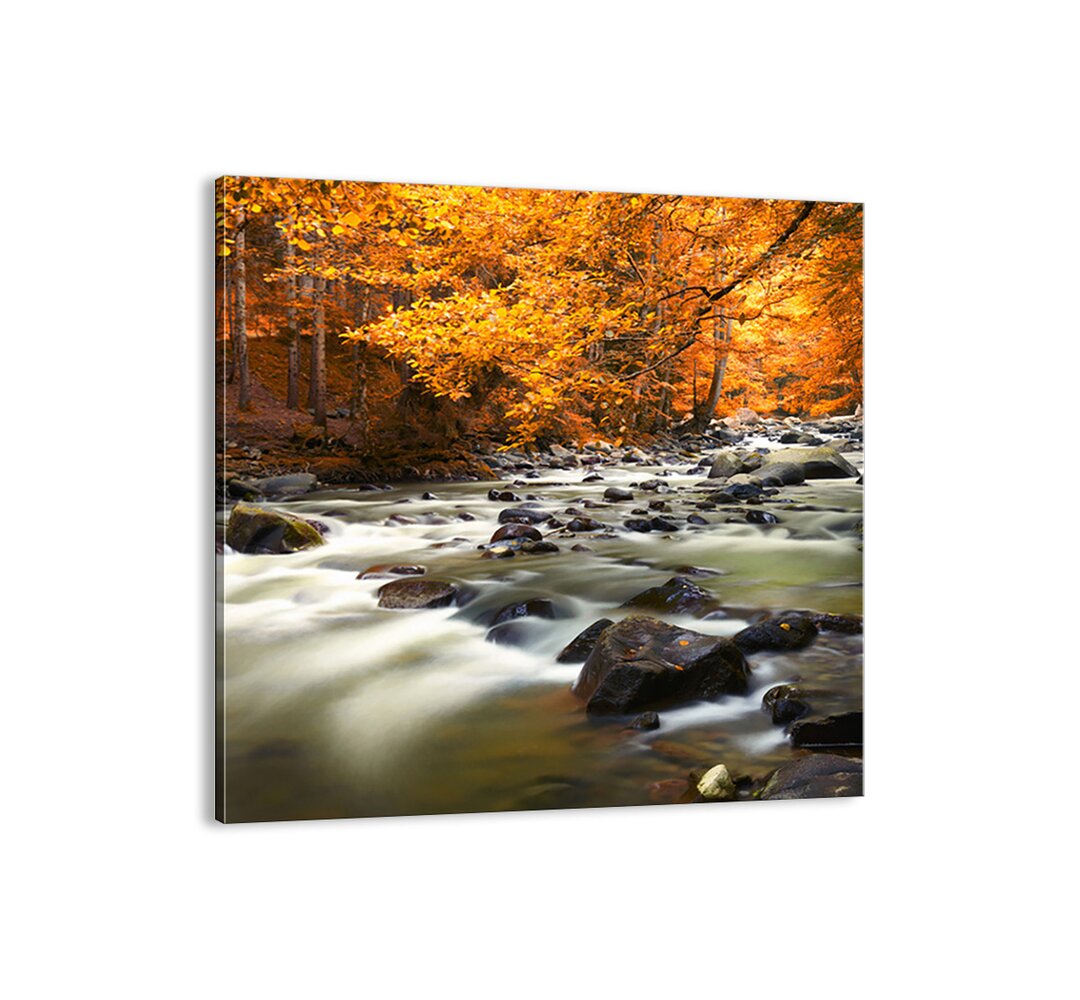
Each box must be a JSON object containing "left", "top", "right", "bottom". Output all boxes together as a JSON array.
[{"left": 217, "top": 432, "right": 863, "bottom": 822}]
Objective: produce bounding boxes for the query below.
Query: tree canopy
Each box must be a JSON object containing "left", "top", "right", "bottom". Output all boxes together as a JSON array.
[{"left": 217, "top": 177, "right": 862, "bottom": 450}]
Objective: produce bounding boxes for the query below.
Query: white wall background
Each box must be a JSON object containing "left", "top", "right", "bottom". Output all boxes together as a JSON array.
[{"left": 4, "top": 3, "right": 1074, "bottom": 997}]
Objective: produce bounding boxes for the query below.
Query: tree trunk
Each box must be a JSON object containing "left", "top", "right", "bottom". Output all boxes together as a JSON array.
[
  {"left": 285, "top": 243, "right": 300, "bottom": 410},
  {"left": 312, "top": 275, "right": 327, "bottom": 428},
  {"left": 692, "top": 243, "right": 732, "bottom": 431},
  {"left": 233, "top": 211, "right": 251, "bottom": 410},
  {"left": 349, "top": 287, "right": 370, "bottom": 426},
  {"left": 694, "top": 309, "right": 732, "bottom": 430}
]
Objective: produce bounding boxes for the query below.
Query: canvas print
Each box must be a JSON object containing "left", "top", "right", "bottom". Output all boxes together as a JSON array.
[{"left": 215, "top": 177, "right": 863, "bottom": 823}]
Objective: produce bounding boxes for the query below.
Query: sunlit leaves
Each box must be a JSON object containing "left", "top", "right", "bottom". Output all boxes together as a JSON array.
[{"left": 221, "top": 175, "right": 861, "bottom": 443}]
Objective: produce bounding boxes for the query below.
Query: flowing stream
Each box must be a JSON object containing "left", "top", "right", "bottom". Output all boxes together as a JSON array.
[{"left": 218, "top": 437, "right": 863, "bottom": 822}]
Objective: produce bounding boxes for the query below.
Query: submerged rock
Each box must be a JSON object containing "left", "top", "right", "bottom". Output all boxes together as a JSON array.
[
  {"left": 627, "top": 711, "right": 661, "bottom": 731},
  {"left": 226, "top": 502, "right": 326, "bottom": 554},
  {"left": 733, "top": 615, "right": 818, "bottom": 654},
  {"left": 571, "top": 615, "right": 750, "bottom": 714},
  {"left": 357, "top": 564, "right": 426, "bottom": 579},
  {"left": 491, "top": 598, "right": 560, "bottom": 626},
  {"left": 481, "top": 545, "right": 516, "bottom": 559},
  {"left": 520, "top": 540, "right": 560, "bottom": 555},
  {"left": 377, "top": 578, "right": 461, "bottom": 609},
  {"left": 556, "top": 619, "right": 614, "bottom": 663},
  {"left": 759, "top": 753, "right": 863, "bottom": 800}
]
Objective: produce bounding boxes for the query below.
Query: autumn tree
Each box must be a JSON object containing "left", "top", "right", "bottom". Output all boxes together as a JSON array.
[{"left": 216, "top": 176, "right": 862, "bottom": 451}]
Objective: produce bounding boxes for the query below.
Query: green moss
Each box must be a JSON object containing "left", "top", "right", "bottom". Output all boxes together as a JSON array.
[{"left": 226, "top": 502, "right": 325, "bottom": 554}]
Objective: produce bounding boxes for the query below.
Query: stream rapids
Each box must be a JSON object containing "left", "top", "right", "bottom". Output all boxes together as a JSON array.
[{"left": 217, "top": 428, "right": 863, "bottom": 822}]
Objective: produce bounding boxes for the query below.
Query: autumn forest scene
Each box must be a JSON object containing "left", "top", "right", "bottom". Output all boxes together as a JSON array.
[{"left": 216, "top": 176, "right": 864, "bottom": 822}]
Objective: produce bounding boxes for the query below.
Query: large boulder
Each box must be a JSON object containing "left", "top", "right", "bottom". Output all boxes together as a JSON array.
[
  {"left": 620, "top": 576, "right": 722, "bottom": 616},
  {"left": 377, "top": 578, "right": 461, "bottom": 609},
  {"left": 225, "top": 502, "right": 326, "bottom": 554},
  {"left": 707, "top": 451, "right": 743, "bottom": 479},
  {"left": 760, "top": 446, "right": 858, "bottom": 479},
  {"left": 759, "top": 753, "right": 863, "bottom": 800},
  {"left": 571, "top": 615, "right": 750, "bottom": 714}
]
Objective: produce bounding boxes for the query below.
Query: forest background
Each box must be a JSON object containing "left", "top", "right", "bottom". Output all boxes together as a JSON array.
[{"left": 218, "top": 179, "right": 861, "bottom": 477}]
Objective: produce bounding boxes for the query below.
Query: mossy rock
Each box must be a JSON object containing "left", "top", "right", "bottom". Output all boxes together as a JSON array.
[{"left": 225, "top": 502, "right": 326, "bottom": 554}]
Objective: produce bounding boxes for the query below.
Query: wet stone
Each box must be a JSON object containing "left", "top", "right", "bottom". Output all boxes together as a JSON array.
[
  {"left": 759, "top": 753, "right": 863, "bottom": 800},
  {"left": 491, "top": 599, "right": 560, "bottom": 626},
  {"left": 497, "top": 507, "right": 552, "bottom": 525},
  {"left": 790, "top": 712, "right": 863, "bottom": 748},
  {"left": 762, "top": 684, "right": 811, "bottom": 725},
  {"left": 566, "top": 517, "right": 605, "bottom": 532},
  {"left": 556, "top": 619, "right": 614, "bottom": 663},
  {"left": 357, "top": 564, "right": 426, "bottom": 579},
  {"left": 745, "top": 510, "right": 779, "bottom": 524},
  {"left": 572, "top": 615, "right": 750, "bottom": 714},
  {"left": 620, "top": 576, "right": 721, "bottom": 616},
  {"left": 377, "top": 578, "right": 461, "bottom": 609},
  {"left": 490, "top": 523, "right": 542, "bottom": 543},
  {"left": 733, "top": 615, "right": 818, "bottom": 654},
  {"left": 811, "top": 613, "right": 864, "bottom": 634}
]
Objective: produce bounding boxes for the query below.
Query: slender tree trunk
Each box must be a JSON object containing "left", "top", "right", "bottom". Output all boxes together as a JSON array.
[
  {"left": 349, "top": 287, "right": 370, "bottom": 424},
  {"left": 693, "top": 240, "right": 732, "bottom": 430},
  {"left": 695, "top": 309, "right": 732, "bottom": 429},
  {"left": 312, "top": 275, "right": 327, "bottom": 428},
  {"left": 285, "top": 243, "right": 300, "bottom": 410},
  {"left": 233, "top": 211, "right": 251, "bottom": 410},
  {"left": 306, "top": 278, "right": 317, "bottom": 412}
]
